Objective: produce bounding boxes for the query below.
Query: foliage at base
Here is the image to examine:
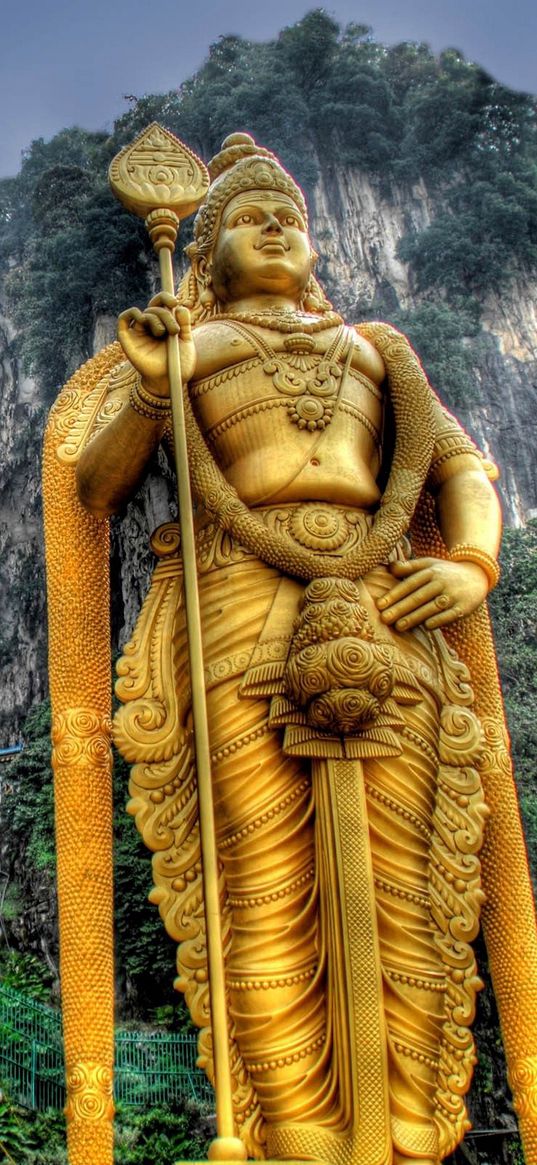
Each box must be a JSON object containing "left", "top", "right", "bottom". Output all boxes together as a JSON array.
[{"left": 0, "top": 1095, "right": 211, "bottom": 1165}]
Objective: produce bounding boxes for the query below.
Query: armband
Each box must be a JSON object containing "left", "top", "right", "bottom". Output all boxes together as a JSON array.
[
  {"left": 129, "top": 376, "right": 172, "bottom": 421},
  {"left": 448, "top": 544, "right": 500, "bottom": 590}
]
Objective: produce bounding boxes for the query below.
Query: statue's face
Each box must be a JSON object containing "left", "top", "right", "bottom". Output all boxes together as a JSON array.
[{"left": 210, "top": 190, "right": 312, "bottom": 304}]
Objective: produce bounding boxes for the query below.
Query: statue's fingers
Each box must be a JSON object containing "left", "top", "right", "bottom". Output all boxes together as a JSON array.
[
  {"left": 118, "top": 307, "right": 144, "bottom": 333},
  {"left": 377, "top": 569, "right": 434, "bottom": 610},
  {"left": 389, "top": 557, "right": 435, "bottom": 576},
  {"left": 148, "top": 292, "right": 179, "bottom": 309},
  {"left": 424, "top": 604, "right": 462, "bottom": 630},
  {"left": 380, "top": 581, "right": 442, "bottom": 625},
  {"left": 175, "top": 305, "right": 192, "bottom": 337},
  {"left": 139, "top": 307, "right": 180, "bottom": 337},
  {"left": 395, "top": 594, "right": 452, "bottom": 631},
  {"left": 117, "top": 309, "right": 146, "bottom": 359}
]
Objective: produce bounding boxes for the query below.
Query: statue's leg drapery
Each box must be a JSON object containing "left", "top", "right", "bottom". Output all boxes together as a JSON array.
[
  {"left": 194, "top": 552, "right": 483, "bottom": 1164},
  {"left": 117, "top": 528, "right": 486, "bottom": 1165},
  {"left": 206, "top": 662, "right": 444, "bottom": 1162},
  {"left": 366, "top": 699, "right": 445, "bottom": 1160}
]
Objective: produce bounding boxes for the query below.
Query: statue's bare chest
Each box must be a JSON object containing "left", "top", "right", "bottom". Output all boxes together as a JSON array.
[
  {"left": 191, "top": 322, "right": 384, "bottom": 440},
  {"left": 189, "top": 321, "right": 385, "bottom": 507}
]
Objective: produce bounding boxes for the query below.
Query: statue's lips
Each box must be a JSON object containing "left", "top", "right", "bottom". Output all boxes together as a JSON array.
[{"left": 255, "top": 239, "right": 290, "bottom": 252}]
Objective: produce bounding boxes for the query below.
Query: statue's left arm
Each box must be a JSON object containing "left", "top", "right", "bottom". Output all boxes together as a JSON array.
[{"left": 378, "top": 399, "right": 501, "bottom": 632}]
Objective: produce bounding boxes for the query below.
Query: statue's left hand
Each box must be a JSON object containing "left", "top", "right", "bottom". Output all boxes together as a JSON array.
[{"left": 377, "top": 557, "right": 490, "bottom": 631}]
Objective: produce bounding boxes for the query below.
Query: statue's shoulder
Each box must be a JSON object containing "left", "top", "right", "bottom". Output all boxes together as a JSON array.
[
  {"left": 349, "top": 325, "right": 386, "bottom": 387},
  {"left": 192, "top": 319, "right": 257, "bottom": 380}
]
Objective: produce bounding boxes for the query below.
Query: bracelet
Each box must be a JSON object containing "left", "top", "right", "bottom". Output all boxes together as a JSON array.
[
  {"left": 129, "top": 376, "right": 171, "bottom": 422},
  {"left": 448, "top": 544, "right": 500, "bottom": 590}
]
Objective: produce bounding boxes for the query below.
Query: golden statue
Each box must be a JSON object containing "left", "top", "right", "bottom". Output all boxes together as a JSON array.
[{"left": 42, "top": 129, "right": 537, "bottom": 1165}]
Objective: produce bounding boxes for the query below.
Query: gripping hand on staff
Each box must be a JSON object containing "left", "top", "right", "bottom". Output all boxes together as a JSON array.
[{"left": 117, "top": 293, "right": 197, "bottom": 394}]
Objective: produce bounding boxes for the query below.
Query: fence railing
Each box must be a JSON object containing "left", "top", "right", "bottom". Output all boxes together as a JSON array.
[{"left": 0, "top": 982, "right": 213, "bottom": 1111}]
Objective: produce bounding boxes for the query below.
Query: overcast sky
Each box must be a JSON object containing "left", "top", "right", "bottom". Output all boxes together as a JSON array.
[{"left": 1, "top": 0, "right": 536, "bottom": 179}]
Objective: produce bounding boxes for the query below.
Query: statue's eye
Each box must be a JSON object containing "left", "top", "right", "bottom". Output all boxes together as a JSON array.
[
  {"left": 281, "top": 213, "right": 304, "bottom": 229},
  {"left": 235, "top": 213, "right": 255, "bottom": 225}
]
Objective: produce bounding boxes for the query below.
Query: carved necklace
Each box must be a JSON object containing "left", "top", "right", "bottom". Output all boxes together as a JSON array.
[
  {"left": 213, "top": 307, "right": 343, "bottom": 333},
  {"left": 221, "top": 320, "right": 351, "bottom": 432},
  {"left": 181, "top": 321, "right": 436, "bottom": 584}
]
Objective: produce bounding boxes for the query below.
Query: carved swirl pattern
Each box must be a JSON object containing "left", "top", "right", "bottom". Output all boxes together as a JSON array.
[
  {"left": 409, "top": 487, "right": 537, "bottom": 1165},
  {"left": 48, "top": 348, "right": 133, "bottom": 467},
  {"left": 290, "top": 505, "right": 350, "bottom": 550},
  {"left": 65, "top": 1061, "right": 114, "bottom": 1123},
  {"left": 509, "top": 1056, "right": 537, "bottom": 1119},
  {"left": 52, "top": 709, "right": 112, "bottom": 769},
  {"left": 113, "top": 526, "right": 265, "bottom": 1156},
  {"left": 283, "top": 578, "right": 414, "bottom": 737},
  {"left": 426, "top": 646, "right": 489, "bottom": 1157}
]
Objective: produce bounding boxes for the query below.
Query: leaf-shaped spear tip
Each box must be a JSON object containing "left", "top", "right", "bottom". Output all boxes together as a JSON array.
[
  {"left": 109, "top": 121, "right": 209, "bottom": 219},
  {"left": 109, "top": 122, "right": 209, "bottom": 266}
]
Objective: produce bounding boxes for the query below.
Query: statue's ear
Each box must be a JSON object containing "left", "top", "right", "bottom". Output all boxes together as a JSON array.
[{"left": 185, "top": 242, "right": 204, "bottom": 285}]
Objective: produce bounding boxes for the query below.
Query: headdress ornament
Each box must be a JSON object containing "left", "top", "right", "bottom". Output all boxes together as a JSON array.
[
  {"left": 180, "top": 132, "right": 333, "bottom": 323},
  {"left": 189, "top": 132, "right": 308, "bottom": 258}
]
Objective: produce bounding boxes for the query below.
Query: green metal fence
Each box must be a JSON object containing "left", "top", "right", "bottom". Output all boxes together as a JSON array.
[{"left": 0, "top": 983, "right": 213, "bottom": 1111}]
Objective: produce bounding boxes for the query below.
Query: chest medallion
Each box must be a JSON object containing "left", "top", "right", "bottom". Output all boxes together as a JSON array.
[{"left": 222, "top": 322, "right": 352, "bottom": 432}]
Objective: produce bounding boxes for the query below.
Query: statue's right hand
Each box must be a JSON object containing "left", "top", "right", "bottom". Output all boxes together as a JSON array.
[{"left": 117, "top": 294, "right": 196, "bottom": 396}]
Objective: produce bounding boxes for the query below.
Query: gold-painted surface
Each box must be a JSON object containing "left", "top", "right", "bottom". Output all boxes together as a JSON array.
[
  {"left": 109, "top": 122, "right": 209, "bottom": 221},
  {"left": 64, "top": 1060, "right": 114, "bottom": 1122},
  {"left": 103, "top": 331, "right": 532, "bottom": 1161},
  {"left": 115, "top": 523, "right": 489, "bottom": 1163},
  {"left": 48, "top": 129, "right": 537, "bottom": 1165},
  {"left": 510, "top": 1056, "right": 537, "bottom": 1120},
  {"left": 412, "top": 492, "right": 537, "bottom": 1163},
  {"left": 177, "top": 319, "right": 436, "bottom": 582},
  {"left": 111, "top": 123, "right": 239, "bottom": 1151},
  {"left": 43, "top": 343, "right": 121, "bottom": 1165}
]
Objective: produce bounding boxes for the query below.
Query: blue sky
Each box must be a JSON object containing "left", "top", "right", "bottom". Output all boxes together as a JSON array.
[{"left": 1, "top": 0, "right": 535, "bottom": 178}]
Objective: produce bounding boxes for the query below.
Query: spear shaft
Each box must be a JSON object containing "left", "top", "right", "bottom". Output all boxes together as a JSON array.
[
  {"left": 109, "top": 125, "right": 245, "bottom": 1161},
  {"left": 157, "top": 239, "right": 238, "bottom": 1148}
]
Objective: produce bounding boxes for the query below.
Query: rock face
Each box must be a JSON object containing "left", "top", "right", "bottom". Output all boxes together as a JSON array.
[
  {"left": 0, "top": 307, "right": 48, "bottom": 741},
  {"left": 1, "top": 165, "right": 536, "bottom": 737},
  {"left": 312, "top": 168, "right": 434, "bottom": 315}
]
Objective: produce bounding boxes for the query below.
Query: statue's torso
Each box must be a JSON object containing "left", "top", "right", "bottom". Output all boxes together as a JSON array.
[{"left": 190, "top": 321, "right": 385, "bottom": 508}]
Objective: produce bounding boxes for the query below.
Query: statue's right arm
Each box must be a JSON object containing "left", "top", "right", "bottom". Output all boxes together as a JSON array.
[{"left": 77, "top": 295, "right": 196, "bottom": 517}]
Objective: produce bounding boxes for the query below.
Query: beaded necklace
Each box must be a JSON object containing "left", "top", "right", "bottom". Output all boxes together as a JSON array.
[{"left": 212, "top": 307, "right": 343, "bottom": 334}]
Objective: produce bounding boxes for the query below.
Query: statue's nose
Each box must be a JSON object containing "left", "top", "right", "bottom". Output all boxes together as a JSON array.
[{"left": 263, "top": 214, "right": 283, "bottom": 233}]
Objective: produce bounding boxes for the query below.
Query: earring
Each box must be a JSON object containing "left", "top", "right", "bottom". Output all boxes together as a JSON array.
[
  {"left": 302, "top": 276, "right": 322, "bottom": 313},
  {"left": 199, "top": 264, "right": 215, "bottom": 308},
  {"left": 200, "top": 282, "right": 216, "bottom": 308}
]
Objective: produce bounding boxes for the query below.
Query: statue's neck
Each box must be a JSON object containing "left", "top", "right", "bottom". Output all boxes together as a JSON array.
[{"left": 220, "top": 294, "right": 301, "bottom": 314}]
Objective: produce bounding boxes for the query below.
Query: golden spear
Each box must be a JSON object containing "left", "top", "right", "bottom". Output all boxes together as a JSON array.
[{"left": 109, "top": 124, "right": 246, "bottom": 1164}]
